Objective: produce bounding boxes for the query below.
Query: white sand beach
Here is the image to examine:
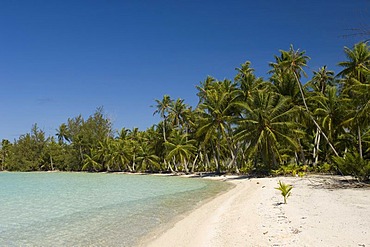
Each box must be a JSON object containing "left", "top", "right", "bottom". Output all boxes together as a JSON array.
[{"left": 140, "top": 175, "right": 370, "bottom": 247}]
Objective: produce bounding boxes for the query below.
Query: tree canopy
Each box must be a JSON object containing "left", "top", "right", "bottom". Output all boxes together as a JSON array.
[{"left": 1, "top": 42, "right": 369, "bottom": 181}]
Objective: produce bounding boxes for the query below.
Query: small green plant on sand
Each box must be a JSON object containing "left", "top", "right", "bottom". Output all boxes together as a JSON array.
[{"left": 275, "top": 180, "right": 293, "bottom": 204}]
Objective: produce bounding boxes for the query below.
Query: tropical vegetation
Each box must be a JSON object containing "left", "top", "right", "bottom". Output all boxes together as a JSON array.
[
  {"left": 275, "top": 180, "right": 293, "bottom": 204},
  {"left": 1, "top": 42, "right": 369, "bottom": 181}
]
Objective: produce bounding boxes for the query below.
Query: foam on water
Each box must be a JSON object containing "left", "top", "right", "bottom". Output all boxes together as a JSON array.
[{"left": 0, "top": 172, "right": 230, "bottom": 246}]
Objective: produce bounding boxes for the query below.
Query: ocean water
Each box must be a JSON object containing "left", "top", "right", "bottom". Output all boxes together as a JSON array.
[{"left": 0, "top": 172, "right": 230, "bottom": 246}]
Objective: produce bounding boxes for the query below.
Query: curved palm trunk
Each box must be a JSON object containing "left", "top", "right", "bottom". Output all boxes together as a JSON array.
[
  {"left": 191, "top": 153, "right": 199, "bottom": 173},
  {"left": 183, "top": 158, "right": 189, "bottom": 173},
  {"left": 226, "top": 145, "right": 239, "bottom": 174},
  {"left": 293, "top": 72, "right": 339, "bottom": 157},
  {"left": 165, "top": 159, "right": 175, "bottom": 173}
]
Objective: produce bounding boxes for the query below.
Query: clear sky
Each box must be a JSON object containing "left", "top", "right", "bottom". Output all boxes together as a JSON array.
[{"left": 0, "top": 0, "right": 369, "bottom": 140}]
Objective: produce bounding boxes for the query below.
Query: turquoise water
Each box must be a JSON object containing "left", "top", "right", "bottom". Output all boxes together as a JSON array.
[{"left": 0, "top": 172, "right": 229, "bottom": 246}]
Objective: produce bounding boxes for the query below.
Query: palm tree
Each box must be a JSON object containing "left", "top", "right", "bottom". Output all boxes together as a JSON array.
[
  {"left": 308, "top": 66, "right": 335, "bottom": 94},
  {"left": 165, "top": 130, "right": 196, "bottom": 173},
  {"left": 307, "top": 66, "right": 336, "bottom": 165},
  {"left": 136, "top": 141, "right": 160, "bottom": 172},
  {"left": 196, "top": 76, "right": 216, "bottom": 103},
  {"left": 311, "top": 86, "right": 345, "bottom": 162},
  {"left": 338, "top": 42, "right": 370, "bottom": 159},
  {"left": 235, "top": 90, "right": 300, "bottom": 171},
  {"left": 153, "top": 95, "right": 173, "bottom": 142},
  {"left": 56, "top": 123, "right": 70, "bottom": 144},
  {"left": 82, "top": 148, "right": 102, "bottom": 172},
  {"left": 168, "top": 98, "right": 188, "bottom": 130},
  {"left": 338, "top": 42, "right": 370, "bottom": 84},
  {"left": 270, "top": 45, "right": 339, "bottom": 157},
  {"left": 196, "top": 80, "right": 239, "bottom": 174}
]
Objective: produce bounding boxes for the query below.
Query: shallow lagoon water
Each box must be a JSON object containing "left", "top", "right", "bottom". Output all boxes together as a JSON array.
[{"left": 0, "top": 172, "right": 230, "bottom": 246}]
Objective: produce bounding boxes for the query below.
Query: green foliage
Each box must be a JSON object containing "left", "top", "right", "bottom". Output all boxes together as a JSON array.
[
  {"left": 272, "top": 163, "right": 307, "bottom": 176},
  {"left": 1, "top": 42, "right": 369, "bottom": 179},
  {"left": 275, "top": 180, "right": 293, "bottom": 204},
  {"left": 332, "top": 152, "right": 370, "bottom": 182},
  {"left": 312, "top": 162, "right": 333, "bottom": 173}
]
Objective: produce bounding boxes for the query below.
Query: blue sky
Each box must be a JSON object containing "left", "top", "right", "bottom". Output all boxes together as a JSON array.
[{"left": 0, "top": 0, "right": 369, "bottom": 140}]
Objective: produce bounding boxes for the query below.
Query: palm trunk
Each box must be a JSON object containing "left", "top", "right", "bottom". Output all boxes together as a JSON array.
[
  {"left": 191, "top": 154, "right": 199, "bottom": 173},
  {"left": 132, "top": 153, "right": 136, "bottom": 172},
  {"left": 183, "top": 158, "right": 189, "bottom": 173},
  {"left": 358, "top": 125, "right": 363, "bottom": 159},
  {"left": 163, "top": 119, "right": 167, "bottom": 142},
  {"left": 295, "top": 152, "right": 300, "bottom": 165},
  {"left": 205, "top": 152, "right": 210, "bottom": 171},
  {"left": 165, "top": 159, "right": 174, "bottom": 173},
  {"left": 172, "top": 157, "right": 178, "bottom": 172},
  {"left": 50, "top": 155, "right": 54, "bottom": 171},
  {"left": 227, "top": 146, "right": 239, "bottom": 174},
  {"left": 79, "top": 146, "right": 84, "bottom": 164},
  {"left": 297, "top": 138, "right": 306, "bottom": 165},
  {"left": 293, "top": 72, "right": 339, "bottom": 157},
  {"left": 313, "top": 128, "right": 321, "bottom": 166}
]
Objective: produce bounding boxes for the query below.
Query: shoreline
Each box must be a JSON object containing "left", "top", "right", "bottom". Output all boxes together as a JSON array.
[{"left": 138, "top": 175, "right": 370, "bottom": 247}]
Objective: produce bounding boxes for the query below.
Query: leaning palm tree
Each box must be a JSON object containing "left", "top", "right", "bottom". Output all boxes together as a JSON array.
[
  {"left": 270, "top": 45, "right": 340, "bottom": 157},
  {"left": 307, "top": 66, "right": 336, "bottom": 165},
  {"left": 311, "top": 86, "right": 345, "bottom": 162}
]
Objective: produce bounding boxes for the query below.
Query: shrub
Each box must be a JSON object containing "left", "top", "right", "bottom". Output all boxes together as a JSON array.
[{"left": 332, "top": 152, "right": 370, "bottom": 182}]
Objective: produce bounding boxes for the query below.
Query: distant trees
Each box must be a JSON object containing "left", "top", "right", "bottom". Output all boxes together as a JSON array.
[{"left": 1, "top": 42, "right": 369, "bottom": 180}]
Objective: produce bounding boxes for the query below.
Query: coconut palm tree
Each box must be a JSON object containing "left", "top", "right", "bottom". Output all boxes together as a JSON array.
[
  {"left": 235, "top": 89, "right": 300, "bottom": 171},
  {"left": 270, "top": 45, "right": 339, "bottom": 157},
  {"left": 56, "top": 123, "right": 70, "bottom": 144},
  {"left": 196, "top": 76, "right": 217, "bottom": 103},
  {"left": 308, "top": 66, "right": 336, "bottom": 94},
  {"left": 153, "top": 95, "right": 173, "bottom": 142},
  {"left": 165, "top": 130, "right": 196, "bottom": 173},
  {"left": 338, "top": 42, "right": 370, "bottom": 84},
  {"left": 311, "top": 86, "right": 345, "bottom": 162},
  {"left": 136, "top": 141, "right": 160, "bottom": 172},
  {"left": 307, "top": 66, "right": 336, "bottom": 165},
  {"left": 82, "top": 148, "right": 102, "bottom": 172},
  {"left": 168, "top": 98, "right": 188, "bottom": 130},
  {"left": 338, "top": 42, "right": 370, "bottom": 159},
  {"left": 196, "top": 80, "right": 239, "bottom": 174}
]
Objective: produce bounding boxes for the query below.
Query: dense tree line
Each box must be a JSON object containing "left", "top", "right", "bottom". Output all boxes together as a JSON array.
[{"left": 1, "top": 42, "right": 369, "bottom": 181}]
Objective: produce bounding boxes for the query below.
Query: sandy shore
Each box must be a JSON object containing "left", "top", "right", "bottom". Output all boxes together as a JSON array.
[{"left": 139, "top": 175, "right": 370, "bottom": 247}]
